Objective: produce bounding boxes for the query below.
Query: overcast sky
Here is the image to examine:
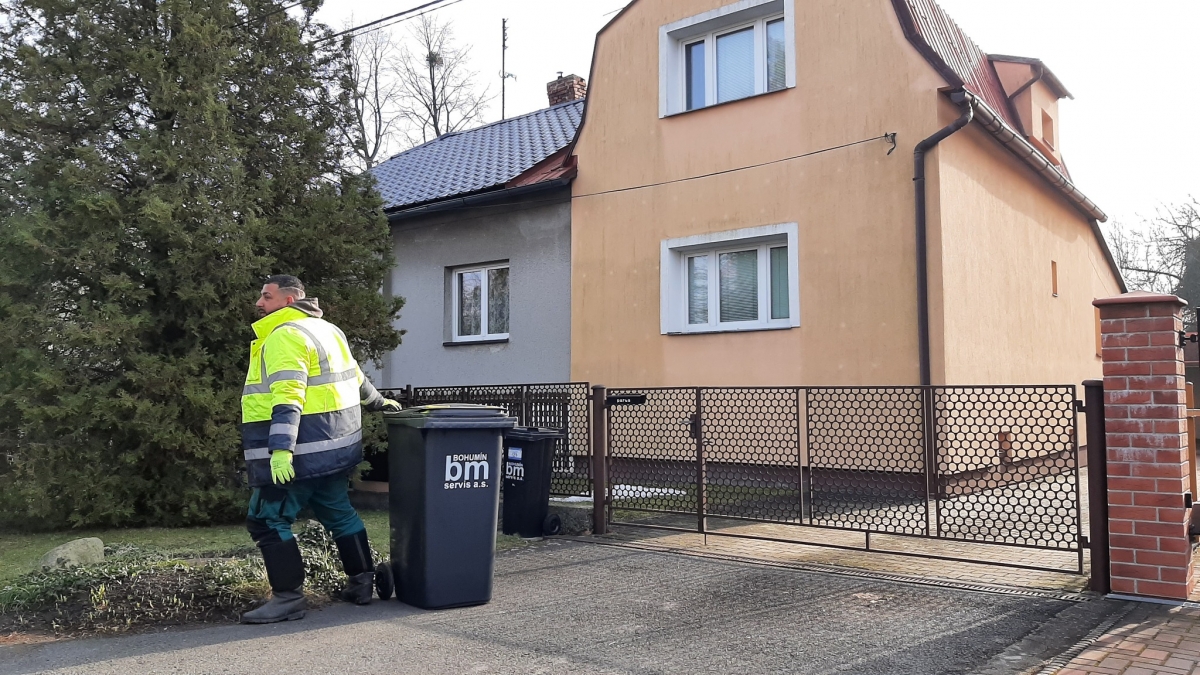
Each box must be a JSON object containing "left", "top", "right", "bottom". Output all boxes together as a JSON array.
[{"left": 318, "top": 0, "right": 1199, "bottom": 226}]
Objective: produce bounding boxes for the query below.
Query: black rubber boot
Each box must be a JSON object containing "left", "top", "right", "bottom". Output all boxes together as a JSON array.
[
  {"left": 242, "top": 538, "right": 307, "bottom": 624},
  {"left": 335, "top": 530, "right": 374, "bottom": 605},
  {"left": 240, "top": 589, "right": 307, "bottom": 624},
  {"left": 341, "top": 572, "right": 374, "bottom": 605}
]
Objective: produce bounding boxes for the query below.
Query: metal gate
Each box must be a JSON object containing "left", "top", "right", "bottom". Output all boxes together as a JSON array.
[{"left": 602, "top": 385, "right": 1085, "bottom": 573}]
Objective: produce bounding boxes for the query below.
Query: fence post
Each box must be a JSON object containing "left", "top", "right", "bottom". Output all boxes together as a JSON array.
[
  {"left": 1094, "top": 292, "right": 1193, "bottom": 601},
  {"left": 696, "top": 388, "right": 707, "bottom": 534},
  {"left": 1084, "top": 379, "right": 1110, "bottom": 594},
  {"left": 922, "top": 386, "right": 938, "bottom": 536},
  {"left": 591, "top": 384, "right": 608, "bottom": 536}
]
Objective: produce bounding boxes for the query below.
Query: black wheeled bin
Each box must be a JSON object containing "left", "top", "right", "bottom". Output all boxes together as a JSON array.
[
  {"left": 502, "top": 427, "right": 567, "bottom": 538},
  {"left": 385, "top": 404, "right": 515, "bottom": 609}
]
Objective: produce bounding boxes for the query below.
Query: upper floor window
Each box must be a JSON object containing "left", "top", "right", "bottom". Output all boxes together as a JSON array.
[{"left": 660, "top": 0, "right": 795, "bottom": 117}]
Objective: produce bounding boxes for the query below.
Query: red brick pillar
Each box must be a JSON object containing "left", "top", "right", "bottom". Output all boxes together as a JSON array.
[{"left": 1094, "top": 292, "right": 1194, "bottom": 600}]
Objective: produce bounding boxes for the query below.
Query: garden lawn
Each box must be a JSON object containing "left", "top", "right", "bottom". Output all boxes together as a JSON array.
[{"left": 0, "top": 510, "right": 527, "bottom": 582}]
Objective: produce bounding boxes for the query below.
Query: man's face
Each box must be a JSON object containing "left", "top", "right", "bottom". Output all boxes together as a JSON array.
[{"left": 256, "top": 284, "right": 296, "bottom": 317}]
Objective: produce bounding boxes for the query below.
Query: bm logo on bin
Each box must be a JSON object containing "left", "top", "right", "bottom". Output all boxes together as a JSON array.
[
  {"left": 505, "top": 447, "right": 524, "bottom": 481},
  {"left": 444, "top": 453, "right": 489, "bottom": 489}
]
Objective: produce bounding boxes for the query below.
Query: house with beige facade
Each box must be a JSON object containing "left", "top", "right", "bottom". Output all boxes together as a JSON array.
[{"left": 567, "top": 0, "right": 1124, "bottom": 388}]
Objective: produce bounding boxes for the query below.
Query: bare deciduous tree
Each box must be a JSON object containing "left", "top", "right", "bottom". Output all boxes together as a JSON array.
[
  {"left": 393, "top": 14, "right": 491, "bottom": 144},
  {"left": 339, "top": 27, "right": 404, "bottom": 171},
  {"left": 1106, "top": 199, "right": 1200, "bottom": 325}
]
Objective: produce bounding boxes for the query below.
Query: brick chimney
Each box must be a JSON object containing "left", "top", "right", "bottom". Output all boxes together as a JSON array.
[{"left": 547, "top": 73, "right": 586, "bottom": 106}]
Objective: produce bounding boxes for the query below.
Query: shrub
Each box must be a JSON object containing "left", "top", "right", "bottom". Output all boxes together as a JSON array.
[{"left": 0, "top": 521, "right": 376, "bottom": 634}]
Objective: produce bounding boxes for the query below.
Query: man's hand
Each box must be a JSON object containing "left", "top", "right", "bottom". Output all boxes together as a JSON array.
[
  {"left": 381, "top": 399, "right": 403, "bottom": 412},
  {"left": 270, "top": 450, "right": 295, "bottom": 484}
]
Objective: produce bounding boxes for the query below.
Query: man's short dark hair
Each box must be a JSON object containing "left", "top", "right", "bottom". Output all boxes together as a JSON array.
[{"left": 264, "top": 275, "right": 305, "bottom": 298}]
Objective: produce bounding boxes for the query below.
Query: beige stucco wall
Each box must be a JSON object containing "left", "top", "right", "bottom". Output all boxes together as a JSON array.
[
  {"left": 571, "top": 0, "right": 947, "bottom": 387},
  {"left": 932, "top": 113, "right": 1122, "bottom": 386},
  {"left": 571, "top": 0, "right": 1121, "bottom": 390}
]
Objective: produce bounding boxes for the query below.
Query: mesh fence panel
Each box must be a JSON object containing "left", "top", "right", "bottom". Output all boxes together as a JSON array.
[
  {"left": 932, "top": 386, "right": 1080, "bottom": 549},
  {"left": 806, "top": 388, "right": 928, "bottom": 535},
  {"left": 700, "top": 388, "right": 802, "bottom": 524},
  {"left": 607, "top": 388, "right": 699, "bottom": 516}
]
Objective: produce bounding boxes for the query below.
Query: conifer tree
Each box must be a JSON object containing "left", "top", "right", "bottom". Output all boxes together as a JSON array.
[{"left": 0, "top": 0, "right": 403, "bottom": 529}]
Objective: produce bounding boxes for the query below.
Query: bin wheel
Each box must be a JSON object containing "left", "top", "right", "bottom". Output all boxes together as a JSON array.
[
  {"left": 543, "top": 513, "right": 562, "bottom": 536},
  {"left": 375, "top": 562, "right": 394, "bottom": 601}
]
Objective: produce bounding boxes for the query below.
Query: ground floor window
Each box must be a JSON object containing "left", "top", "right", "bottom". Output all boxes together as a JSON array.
[
  {"left": 661, "top": 223, "right": 799, "bottom": 335},
  {"left": 453, "top": 263, "right": 510, "bottom": 341}
]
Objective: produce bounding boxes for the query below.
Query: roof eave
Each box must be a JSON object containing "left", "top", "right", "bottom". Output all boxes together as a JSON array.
[{"left": 383, "top": 179, "right": 572, "bottom": 223}]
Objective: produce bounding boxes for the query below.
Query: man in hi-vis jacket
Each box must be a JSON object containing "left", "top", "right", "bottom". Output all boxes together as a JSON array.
[{"left": 240, "top": 275, "right": 400, "bottom": 624}]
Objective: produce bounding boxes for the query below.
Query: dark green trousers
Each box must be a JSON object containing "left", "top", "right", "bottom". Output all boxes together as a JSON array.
[{"left": 246, "top": 472, "right": 365, "bottom": 544}]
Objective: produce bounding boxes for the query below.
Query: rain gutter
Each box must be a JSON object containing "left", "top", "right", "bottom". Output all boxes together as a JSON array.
[{"left": 914, "top": 91, "right": 975, "bottom": 387}]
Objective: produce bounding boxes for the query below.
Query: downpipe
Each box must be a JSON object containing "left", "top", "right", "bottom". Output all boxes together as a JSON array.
[{"left": 913, "top": 91, "right": 974, "bottom": 386}]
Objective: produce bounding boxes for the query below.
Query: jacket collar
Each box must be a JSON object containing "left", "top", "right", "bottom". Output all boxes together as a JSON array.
[{"left": 252, "top": 306, "right": 310, "bottom": 340}]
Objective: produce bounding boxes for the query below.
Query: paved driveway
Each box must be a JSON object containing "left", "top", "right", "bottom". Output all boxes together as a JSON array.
[{"left": 0, "top": 541, "right": 1131, "bottom": 675}]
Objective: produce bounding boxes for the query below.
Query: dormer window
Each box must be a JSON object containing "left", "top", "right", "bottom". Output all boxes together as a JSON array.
[
  {"left": 1041, "top": 110, "right": 1055, "bottom": 149},
  {"left": 660, "top": 0, "right": 795, "bottom": 117}
]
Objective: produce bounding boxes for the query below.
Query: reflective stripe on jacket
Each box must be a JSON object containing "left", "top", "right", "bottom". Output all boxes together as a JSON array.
[{"left": 241, "top": 301, "right": 385, "bottom": 487}]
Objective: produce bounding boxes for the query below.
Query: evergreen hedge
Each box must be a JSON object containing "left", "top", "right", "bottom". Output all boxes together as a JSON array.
[{"left": 0, "top": 1, "right": 403, "bottom": 529}]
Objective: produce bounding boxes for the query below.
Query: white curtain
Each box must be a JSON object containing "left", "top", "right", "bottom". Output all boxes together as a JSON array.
[
  {"left": 719, "top": 250, "right": 758, "bottom": 322},
  {"left": 717, "top": 28, "right": 754, "bottom": 103}
]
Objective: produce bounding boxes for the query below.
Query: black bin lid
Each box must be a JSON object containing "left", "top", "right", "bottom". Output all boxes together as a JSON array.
[
  {"left": 504, "top": 427, "right": 567, "bottom": 442},
  {"left": 386, "top": 404, "right": 517, "bottom": 430}
]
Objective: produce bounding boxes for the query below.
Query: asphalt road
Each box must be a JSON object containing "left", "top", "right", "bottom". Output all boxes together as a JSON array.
[{"left": 0, "top": 540, "right": 1131, "bottom": 675}]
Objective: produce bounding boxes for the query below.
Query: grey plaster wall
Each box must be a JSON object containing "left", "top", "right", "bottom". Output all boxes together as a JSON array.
[{"left": 378, "top": 189, "right": 572, "bottom": 388}]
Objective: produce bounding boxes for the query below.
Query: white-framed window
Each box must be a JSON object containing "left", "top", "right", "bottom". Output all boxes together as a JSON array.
[
  {"left": 451, "top": 263, "right": 510, "bottom": 342},
  {"left": 660, "top": 0, "right": 795, "bottom": 117},
  {"left": 660, "top": 223, "right": 800, "bottom": 334}
]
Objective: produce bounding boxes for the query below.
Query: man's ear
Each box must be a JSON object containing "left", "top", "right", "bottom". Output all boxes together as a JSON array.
[{"left": 285, "top": 295, "right": 297, "bottom": 306}]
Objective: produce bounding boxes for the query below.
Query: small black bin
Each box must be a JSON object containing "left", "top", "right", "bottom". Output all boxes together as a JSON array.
[
  {"left": 502, "top": 427, "right": 567, "bottom": 538},
  {"left": 385, "top": 404, "right": 516, "bottom": 609}
]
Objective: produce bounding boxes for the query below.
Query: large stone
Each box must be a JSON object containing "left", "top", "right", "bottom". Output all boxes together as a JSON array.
[{"left": 38, "top": 537, "right": 104, "bottom": 571}]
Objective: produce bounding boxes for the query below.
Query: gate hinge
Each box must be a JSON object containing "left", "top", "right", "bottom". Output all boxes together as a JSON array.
[
  {"left": 1073, "top": 400, "right": 1086, "bottom": 414},
  {"left": 1181, "top": 331, "right": 1199, "bottom": 349},
  {"left": 1080, "top": 535, "right": 1090, "bottom": 548}
]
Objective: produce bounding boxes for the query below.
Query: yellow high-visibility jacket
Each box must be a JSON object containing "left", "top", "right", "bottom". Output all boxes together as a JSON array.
[{"left": 241, "top": 299, "right": 386, "bottom": 488}]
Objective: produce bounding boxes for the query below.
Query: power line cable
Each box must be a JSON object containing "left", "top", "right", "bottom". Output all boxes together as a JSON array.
[
  {"left": 330, "top": 0, "right": 466, "bottom": 43},
  {"left": 311, "top": 0, "right": 457, "bottom": 45},
  {"left": 573, "top": 134, "right": 892, "bottom": 200},
  {"left": 230, "top": 0, "right": 308, "bottom": 29},
  {"left": 384, "top": 134, "right": 895, "bottom": 223}
]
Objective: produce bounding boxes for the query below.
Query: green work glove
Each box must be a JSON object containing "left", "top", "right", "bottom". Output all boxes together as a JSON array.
[
  {"left": 381, "top": 399, "right": 403, "bottom": 412},
  {"left": 270, "top": 450, "right": 295, "bottom": 484}
]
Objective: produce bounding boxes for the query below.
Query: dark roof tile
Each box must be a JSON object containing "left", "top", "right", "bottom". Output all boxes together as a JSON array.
[
  {"left": 370, "top": 99, "right": 584, "bottom": 211},
  {"left": 893, "top": 0, "right": 1020, "bottom": 129}
]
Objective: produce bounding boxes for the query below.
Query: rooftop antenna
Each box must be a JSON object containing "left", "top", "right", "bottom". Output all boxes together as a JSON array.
[{"left": 500, "top": 18, "right": 517, "bottom": 119}]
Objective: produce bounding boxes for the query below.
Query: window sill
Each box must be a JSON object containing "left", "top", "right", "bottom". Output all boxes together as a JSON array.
[
  {"left": 667, "top": 324, "right": 794, "bottom": 336},
  {"left": 444, "top": 338, "right": 510, "bottom": 347},
  {"left": 662, "top": 86, "right": 791, "bottom": 119}
]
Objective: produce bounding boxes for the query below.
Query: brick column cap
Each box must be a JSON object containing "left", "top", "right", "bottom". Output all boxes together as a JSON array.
[{"left": 1094, "top": 291, "right": 1187, "bottom": 308}]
